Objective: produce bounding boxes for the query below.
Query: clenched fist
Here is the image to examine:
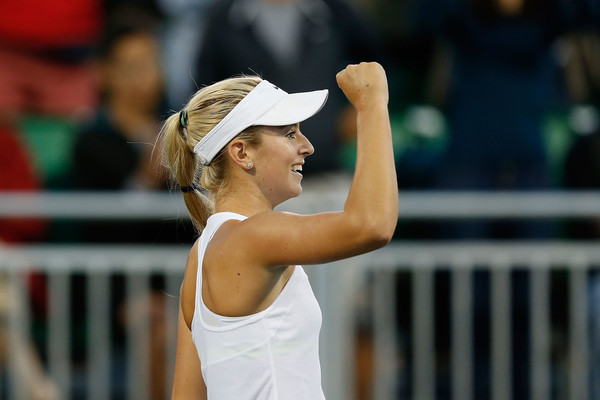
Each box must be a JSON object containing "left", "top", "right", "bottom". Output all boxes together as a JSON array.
[{"left": 336, "top": 62, "right": 388, "bottom": 111}]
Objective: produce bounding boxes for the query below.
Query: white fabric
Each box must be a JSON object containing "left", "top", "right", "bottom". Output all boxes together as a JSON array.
[
  {"left": 193, "top": 80, "right": 328, "bottom": 165},
  {"left": 191, "top": 212, "right": 326, "bottom": 400}
]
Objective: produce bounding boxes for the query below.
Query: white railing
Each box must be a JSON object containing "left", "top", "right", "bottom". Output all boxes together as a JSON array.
[
  {"left": 0, "top": 245, "right": 187, "bottom": 400},
  {"left": 360, "top": 242, "right": 600, "bottom": 400},
  {"left": 4, "top": 190, "right": 600, "bottom": 218},
  {"left": 1, "top": 191, "right": 600, "bottom": 400}
]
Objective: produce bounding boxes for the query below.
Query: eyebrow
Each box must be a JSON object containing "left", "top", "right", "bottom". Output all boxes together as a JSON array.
[
  {"left": 263, "top": 124, "right": 298, "bottom": 135},
  {"left": 269, "top": 124, "right": 295, "bottom": 133}
]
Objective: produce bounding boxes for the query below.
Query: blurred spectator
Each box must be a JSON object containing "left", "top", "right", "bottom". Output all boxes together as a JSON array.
[
  {"left": 69, "top": 13, "right": 193, "bottom": 399},
  {"left": 0, "top": 123, "right": 57, "bottom": 399},
  {"left": 561, "top": 32, "right": 600, "bottom": 398},
  {"left": 0, "top": 123, "right": 46, "bottom": 242},
  {"left": 0, "top": 0, "right": 101, "bottom": 122},
  {"left": 193, "top": 0, "right": 385, "bottom": 177},
  {"left": 0, "top": 121, "right": 48, "bottom": 338},
  {"left": 155, "top": 0, "right": 216, "bottom": 109},
  {"left": 407, "top": 0, "right": 600, "bottom": 226},
  {"left": 402, "top": 1, "right": 600, "bottom": 399},
  {"left": 71, "top": 12, "right": 198, "bottom": 243},
  {"left": 562, "top": 30, "right": 600, "bottom": 238},
  {"left": 74, "top": 22, "right": 166, "bottom": 194},
  {"left": 563, "top": 106, "right": 600, "bottom": 238},
  {"left": 0, "top": 0, "right": 103, "bottom": 190},
  {"left": 562, "top": 109, "right": 600, "bottom": 397}
]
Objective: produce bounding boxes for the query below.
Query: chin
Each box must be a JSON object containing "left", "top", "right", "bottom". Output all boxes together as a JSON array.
[
  {"left": 280, "top": 186, "right": 302, "bottom": 204},
  {"left": 293, "top": 184, "right": 303, "bottom": 197}
]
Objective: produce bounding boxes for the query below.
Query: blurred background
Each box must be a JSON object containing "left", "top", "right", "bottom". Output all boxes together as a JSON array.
[{"left": 0, "top": 0, "right": 599, "bottom": 399}]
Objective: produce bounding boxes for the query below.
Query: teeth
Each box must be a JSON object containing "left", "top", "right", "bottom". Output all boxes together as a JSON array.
[{"left": 292, "top": 165, "right": 303, "bottom": 172}]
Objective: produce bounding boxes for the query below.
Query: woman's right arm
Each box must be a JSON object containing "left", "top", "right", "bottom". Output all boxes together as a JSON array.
[
  {"left": 221, "top": 62, "right": 398, "bottom": 267},
  {"left": 171, "top": 299, "right": 207, "bottom": 400},
  {"left": 337, "top": 62, "right": 398, "bottom": 247},
  {"left": 172, "top": 241, "right": 207, "bottom": 400}
]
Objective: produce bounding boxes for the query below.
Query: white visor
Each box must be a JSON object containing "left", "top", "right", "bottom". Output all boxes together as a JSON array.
[{"left": 193, "top": 80, "right": 328, "bottom": 165}]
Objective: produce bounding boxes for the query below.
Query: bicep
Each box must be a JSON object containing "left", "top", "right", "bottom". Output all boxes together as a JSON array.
[{"left": 171, "top": 300, "right": 206, "bottom": 400}]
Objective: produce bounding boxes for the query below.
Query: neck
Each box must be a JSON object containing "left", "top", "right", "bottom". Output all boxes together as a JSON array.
[
  {"left": 214, "top": 181, "right": 277, "bottom": 217},
  {"left": 215, "top": 196, "right": 273, "bottom": 217}
]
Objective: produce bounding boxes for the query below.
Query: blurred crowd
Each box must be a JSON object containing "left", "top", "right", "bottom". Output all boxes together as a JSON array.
[
  {"left": 0, "top": 0, "right": 599, "bottom": 399},
  {"left": 0, "top": 0, "right": 598, "bottom": 237}
]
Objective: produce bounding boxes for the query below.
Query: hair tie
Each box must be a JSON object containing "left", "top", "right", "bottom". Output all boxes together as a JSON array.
[
  {"left": 178, "top": 110, "right": 189, "bottom": 141},
  {"left": 180, "top": 109, "right": 189, "bottom": 129},
  {"left": 181, "top": 183, "right": 201, "bottom": 193}
]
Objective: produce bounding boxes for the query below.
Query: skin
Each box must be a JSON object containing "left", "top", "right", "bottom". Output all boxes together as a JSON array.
[{"left": 171, "top": 62, "right": 398, "bottom": 399}]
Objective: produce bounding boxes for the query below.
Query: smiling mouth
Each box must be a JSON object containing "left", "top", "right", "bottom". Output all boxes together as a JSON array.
[{"left": 291, "top": 165, "right": 303, "bottom": 175}]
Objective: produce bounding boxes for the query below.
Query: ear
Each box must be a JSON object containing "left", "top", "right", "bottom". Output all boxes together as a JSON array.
[{"left": 227, "top": 139, "right": 254, "bottom": 170}]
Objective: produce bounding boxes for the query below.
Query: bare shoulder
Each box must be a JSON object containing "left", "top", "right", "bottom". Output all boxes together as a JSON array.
[
  {"left": 212, "top": 210, "right": 387, "bottom": 268},
  {"left": 181, "top": 238, "right": 200, "bottom": 329},
  {"left": 210, "top": 211, "right": 311, "bottom": 257}
]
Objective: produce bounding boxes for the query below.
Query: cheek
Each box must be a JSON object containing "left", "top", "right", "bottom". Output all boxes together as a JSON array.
[{"left": 254, "top": 138, "right": 296, "bottom": 173}]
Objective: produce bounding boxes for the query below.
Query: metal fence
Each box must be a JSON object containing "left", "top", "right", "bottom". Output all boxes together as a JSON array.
[
  {"left": 0, "top": 245, "right": 186, "bottom": 400},
  {"left": 362, "top": 243, "right": 600, "bottom": 400},
  {"left": 1, "top": 191, "right": 599, "bottom": 400}
]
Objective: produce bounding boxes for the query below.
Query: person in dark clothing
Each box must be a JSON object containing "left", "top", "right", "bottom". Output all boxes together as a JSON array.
[
  {"left": 71, "top": 20, "right": 194, "bottom": 399},
  {"left": 402, "top": 1, "right": 600, "bottom": 399},
  {"left": 73, "top": 21, "right": 196, "bottom": 243},
  {"left": 409, "top": 0, "right": 600, "bottom": 218}
]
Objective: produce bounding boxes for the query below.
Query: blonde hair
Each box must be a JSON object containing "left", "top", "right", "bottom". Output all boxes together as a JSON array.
[{"left": 160, "top": 76, "right": 264, "bottom": 232}]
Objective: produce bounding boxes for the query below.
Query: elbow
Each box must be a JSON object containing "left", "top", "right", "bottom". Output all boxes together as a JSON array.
[
  {"left": 370, "top": 225, "right": 396, "bottom": 249},
  {"left": 344, "top": 206, "right": 398, "bottom": 252},
  {"left": 366, "top": 206, "right": 398, "bottom": 247},
  {"left": 357, "top": 218, "right": 396, "bottom": 251}
]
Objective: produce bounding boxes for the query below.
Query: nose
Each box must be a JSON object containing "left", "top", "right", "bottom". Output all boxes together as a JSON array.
[{"left": 298, "top": 130, "right": 314, "bottom": 157}]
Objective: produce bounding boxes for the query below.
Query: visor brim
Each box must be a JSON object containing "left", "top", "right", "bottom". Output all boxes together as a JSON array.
[{"left": 253, "top": 89, "right": 329, "bottom": 127}]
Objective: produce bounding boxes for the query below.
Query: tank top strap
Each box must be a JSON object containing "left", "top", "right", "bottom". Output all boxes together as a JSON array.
[{"left": 205, "top": 212, "right": 248, "bottom": 228}]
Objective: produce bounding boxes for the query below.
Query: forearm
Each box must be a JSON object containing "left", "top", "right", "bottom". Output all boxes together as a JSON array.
[{"left": 345, "top": 101, "right": 398, "bottom": 238}]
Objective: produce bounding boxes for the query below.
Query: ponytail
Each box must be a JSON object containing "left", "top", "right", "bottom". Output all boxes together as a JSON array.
[{"left": 160, "top": 112, "right": 213, "bottom": 231}]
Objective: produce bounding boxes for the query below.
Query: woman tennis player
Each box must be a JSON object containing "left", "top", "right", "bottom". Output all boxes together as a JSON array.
[{"left": 162, "top": 62, "right": 397, "bottom": 399}]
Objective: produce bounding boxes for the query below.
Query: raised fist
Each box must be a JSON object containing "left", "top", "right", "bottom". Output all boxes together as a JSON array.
[{"left": 335, "top": 62, "right": 388, "bottom": 111}]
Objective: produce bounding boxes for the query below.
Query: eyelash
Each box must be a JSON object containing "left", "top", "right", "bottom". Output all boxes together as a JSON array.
[{"left": 286, "top": 130, "right": 297, "bottom": 139}]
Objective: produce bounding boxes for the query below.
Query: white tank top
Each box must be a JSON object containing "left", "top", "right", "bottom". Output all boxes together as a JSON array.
[{"left": 191, "top": 212, "right": 325, "bottom": 400}]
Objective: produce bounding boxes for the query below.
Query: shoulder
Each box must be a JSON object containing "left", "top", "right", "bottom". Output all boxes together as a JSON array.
[{"left": 200, "top": 212, "right": 284, "bottom": 267}]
